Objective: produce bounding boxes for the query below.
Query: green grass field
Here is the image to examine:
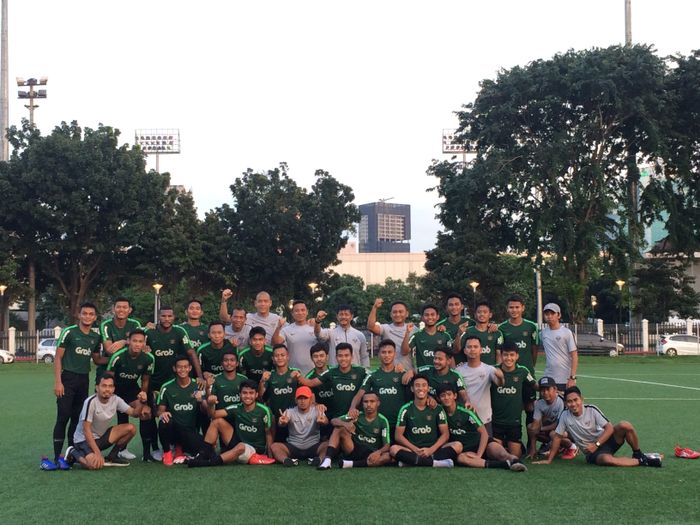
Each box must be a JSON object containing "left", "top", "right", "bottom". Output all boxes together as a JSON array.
[{"left": 2, "top": 356, "right": 700, "bottom": 524}]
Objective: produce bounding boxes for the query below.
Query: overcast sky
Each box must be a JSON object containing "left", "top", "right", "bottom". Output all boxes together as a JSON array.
[{"left": 8, "top": 0, "right": 700, "bottom": 251}]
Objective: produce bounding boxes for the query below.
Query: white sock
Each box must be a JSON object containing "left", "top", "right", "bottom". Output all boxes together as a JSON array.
[
  {"left": 342, "top": 460, "right": 353, "bottom": 469},
  {"left": 320, "top": 458, "right": 331, "bottom": 468},
  {"left": 432, "top": 459, "right": 453, "bottom": 468}
]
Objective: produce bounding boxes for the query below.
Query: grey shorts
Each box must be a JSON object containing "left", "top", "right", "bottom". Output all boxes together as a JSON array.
[{"left": 72, "top": 429, "right": 113, "bottom": 460}]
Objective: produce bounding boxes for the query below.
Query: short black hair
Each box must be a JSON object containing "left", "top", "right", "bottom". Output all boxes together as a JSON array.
[
  {"left": 174, "top": 355, "right": 191, "bottom": 365},
  {"left": 208, "top": 321, "right": 225, "bottom": 330},
  {"left": 222, "top": 350, "right": 238, "bottom": 359},
  {"left": 389, "top": 301, "right": 409, "bottom": 311},
  {"left": 506, "top": 294, "right": 525, "bottom": 305},
  {"left": 378, "top": 339, "right": 396, "bottom": 350},
  {"left": 445, "top": 293, "right": 463, "bottom": 304},
  {"left": 249, "top": 326, "right": 266, "bottom": 338},
  {"left": 159, "top": 305, "right": 174, "bottom": 313},
  {"left": 433, "top": 347, "right": 450, "bottom": 358},
  {"left": 462, "top": 335, "right": 481, "bottom": 345},
  {"left": 114, "top": 296, "right": 131, "bottom": 306},
  {"left": 186, "top": 299, "right": 203, "bottom": 308},
  {"left": 310, "top": 342, "right": 328, "bottom": 357},
  {"left": 292, "top": 300, "right": 306, "bottom": 308},
  {"left": 335, "top": 342, "right": 353, "bottom": 355},
  {"left": 501, "top": 341, "right": 519, "bottom": 353},
  {"left": 421, "top": 303, "right": 440, "bottom": 315},
  {"left": 273, "top": 343, "right": 288, "bottom": 353},
  {"left": 362, "top": 391, "right": 380, "bottom": 400},
  {"left": 80, "top": 302, "right": 97, "bottom": 312},
  {"left": 411, "top": 373, "right": 430, "bottom": 386},
  {"left": 96, "top": 371, "right": 115, "bottom": 385},
  {"left": 240, "top": 379, "right": 258, "bottom": 392},
  {"left": 475, "top": 301, "right": 491, "bottom": 311},
  {"left": 564, "top": 386, "right": 582, "bottom": 400},
  {"left": 128, "top": 328, "right": 147, "bottom": 339},
  {"left": 436, "top": 382, "right": 457, "bottom": 396},
  {"left": 337, "top": 304, "right": 354, "bottom": 314}
]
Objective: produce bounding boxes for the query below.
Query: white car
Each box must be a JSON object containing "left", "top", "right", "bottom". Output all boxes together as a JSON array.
[
  {"left": 37, "top": 338, "right": 58, "bottom": 363},
  {"left": 0, "top": 348, "right": 15, "bottom": 364},
  {"left": 657, "top": 334, "right": 700, "bottom": 356}
]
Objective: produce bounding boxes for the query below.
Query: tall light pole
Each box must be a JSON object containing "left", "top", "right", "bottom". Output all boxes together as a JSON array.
[
  {"left": 0, "top": 284, "right": 7, "bottom": 333},
  {"left": 152, "top": 283, "right": 163, "bottom": 324},
  {"left": 17, "top": 77, "right": 47, "bottom": 125},
  {"left": 624, "top": 0, "right": 632, "bottom": 46},
  {"left": 1, "top": 0, "right": 8, "bottom": 160},
  {"left": 615, "top": 279, "right": 625, "bottom": 324},
  {"left": 135, "top": 129, "right": 180, "bottom": 172},
  {"left": 469, "top": 281, "right": 479, "bottom": 314}
]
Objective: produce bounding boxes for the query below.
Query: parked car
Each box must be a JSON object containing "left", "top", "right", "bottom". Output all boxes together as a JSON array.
[
  {"left": 575, "top": 333, "right": 624, "bottom": 357},
  {"left": 37, "top": 338, "right": 58, "bottom": 363},
  {"left": 0, "top": 348, "right": 15, "bottom": 364},
  {"left": 657, "top": 334, "right": 700, "bottom": 356}
]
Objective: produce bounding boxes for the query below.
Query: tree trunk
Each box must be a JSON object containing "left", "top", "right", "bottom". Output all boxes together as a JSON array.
[{"left": 28, "top": 259, "right": 36, "bottom": 333}]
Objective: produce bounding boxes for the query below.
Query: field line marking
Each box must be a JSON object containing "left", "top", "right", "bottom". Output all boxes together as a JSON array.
[
  {"left": 586, "top": 397, "right": 700, "bottom": 401},
  {"left": 578, "top": 374, "right": 700, "bottom": 391}
]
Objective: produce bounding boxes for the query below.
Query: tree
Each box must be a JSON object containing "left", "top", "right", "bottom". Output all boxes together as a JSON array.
[
  {"left": 201, "top": 164, "right": 359, "bottom": 303},
  {"left": 0, "top": 121, "right": 172, "bottom": 318},
  {"left": 632, "top": 258, "right": 699, "bottom": 322},
  {"left": 432, "top": 45, "right": 698, "bottom": 322}
]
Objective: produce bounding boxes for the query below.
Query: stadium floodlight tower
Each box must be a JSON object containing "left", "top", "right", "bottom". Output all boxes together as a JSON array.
[
  {"left": 17, "top": 76, "right": 47, "bottom": 125},
  {"left": 135, "top": 129, "right": 181, "bottom": 172}
]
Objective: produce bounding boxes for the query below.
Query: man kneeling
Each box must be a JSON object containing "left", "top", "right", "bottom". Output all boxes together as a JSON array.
[
  {"left": 535, "top": 387, "right": 662, "bottom": 467},
  {"left": 67, "top": 372, "right": 145, "bottom": 469},
  {"left": 437, "top": 383, "right": 526, "bottom": 471},
  {"left": 317, "top": 391, "right": 392, "bottom": 469}
]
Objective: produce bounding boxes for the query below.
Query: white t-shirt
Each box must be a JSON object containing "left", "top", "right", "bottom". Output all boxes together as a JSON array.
[
  {"left": 455, "top": 362, "right": 498, "bottom": 424},
  {"left": 280, "top": 323, "right": 317, "bottom": 374},
  {"left": 541, "top": 325, "right": 577, "bottom": 384},
  {"left": 246, "top": 312, "right": 281, "bottom": 343},
  {"left": 379, "top": 323, "right": 411, "bottom": 370},
  {"left": 74, "top": 394, "right": 130, "bottom": 444},
  {"left": 318, "top": 326, "right": 369, "bottom": 367}
]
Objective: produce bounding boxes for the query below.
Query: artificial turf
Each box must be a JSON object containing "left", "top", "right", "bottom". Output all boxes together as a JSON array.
[{"left": 1, "top": 356, "right": 699, "bottom": 524}]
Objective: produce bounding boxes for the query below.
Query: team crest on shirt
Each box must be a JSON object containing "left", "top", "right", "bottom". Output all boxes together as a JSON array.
[
  {"left": 170, "top": 339, "right": 175, "bottom": 344},
  {"left": 392, "top": 377, "right": 399, "bottom": 383},
  {"left": 351, "top": 374, "right": 357, "bottom": 380},
  {"left": 373, "top": 428, "right": 380, "bottom": 434},
  {"left": 137, "top": 365, "right": 143, "bottom": 371},
  {"left": 287, "top": 378, "right": 293, "bottom": 384},
  {"left": 514, "top": 377, "right": 519, "bottom": 382},
  {"left": 487, "top": 335, "right": 493, "bottom": 341},
  {"left": 252, "top": 417, "right": 258, "bottom": 423},
  {"left": 426, "top": 415, "right": 432, "bottom": 421},
  {"left": 523, "top": 332, "right": 529, "bottom": 336}
]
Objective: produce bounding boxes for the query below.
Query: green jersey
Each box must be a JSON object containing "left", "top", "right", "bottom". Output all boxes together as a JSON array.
[
  {"left": 146, "top": 325, "right": 192, "bottom": 389},
  {"left": 417, "top": 365, "right": 466, "bottom": 398},
  {"left": 490, "top": 364, "right": 537, "bottom": 427},
  {"left": 261, "top": 368, "right": 300, "bottom": 416},
  {"left": 458, "top": 326, "right": 504, "bottom": 366},
  {"left": 211, "top": 372, "right": 248, "bottom": 409},
  {"left": 340, "top": 412, "right": 390, "bottom": 452},
  {"left": 409, "top": 329, "right": 453, "bottom": 368},
  {"left": 305, "top": 368, "right": 334, "bottom": 405},
  {"left": 178, "top": 322, "right": 209, "bottom": 351},
  {"left": 498, "top": 319, "right": 539, "bottom": 374},
  {"left": 237, "top": 346, "right": 274, "bottom": 385},
  {"left": 360, "top": 368, "right": 408, "bottom": 426},
  {"left": 98, "top": 317, "right": 141, "bottom": 377},
  {"left": 436, "top": 316, "right": 473, "bottom": 340},
  {"left": 446, "top": 406, "right": 483, "bottom": 451},
  {"left": 107, "top": 348, "right": 155, "bottom": 389},
  {"left": 158, "top": 378, "right": 199, "bottom": 430},
  {"left": 318, "top": 365, "right": 367, "bottom": 418},
  {"left": 57, "top": 325, "right": 101, "bottom": 375},
  {"left": 396, "top": 401, "right": 447, "bottom": 448},
  {"left": 197, "top": 340, "right": 237, "bottom": 375},
  {"left": 223, "top": 402, "right": 272, "bottom": 453}
]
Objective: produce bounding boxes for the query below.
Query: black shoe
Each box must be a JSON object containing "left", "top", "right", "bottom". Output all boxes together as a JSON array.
[
  {"left": 308, "top": 457, "right": 321, "bottom": 467},
  {"left": 142, "top": 454, "right": 154, "bottom": 462},
  {"left": 104, "top": 456, "right": 130, "bottom": 467},
  {"left": 187, "top": 454, "right": 212, "bottom": 468},
  {"left": 283, "top": 458, "right": 299, "bottom": 467},
  {"left": 639, "top": 454, "right": 662, "bottom": 468}
]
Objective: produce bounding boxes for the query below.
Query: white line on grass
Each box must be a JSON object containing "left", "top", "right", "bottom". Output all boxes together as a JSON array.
[{"left": 578, "top": 374, "right": 700, "bottom": 391}]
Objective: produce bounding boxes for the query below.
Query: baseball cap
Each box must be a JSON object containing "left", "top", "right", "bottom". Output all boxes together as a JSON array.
[
  {"left": 539, "top": 376, "right": 557, "bottom": 388},
  {"left": 295, "top": 386, "right": 313, "bottom": 398},
  {"left": 543, "top": 303, "right": 561, "bottom": 313}
]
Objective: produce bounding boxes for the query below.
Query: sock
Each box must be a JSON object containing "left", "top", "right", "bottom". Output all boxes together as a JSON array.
[
  {"left": 325, "top": 446, "right": 338, "bottom": 460},
  {"left": 485, "top": 460, "right": 509, "bottom": 469},
  {"left": 53, "top": 439, "right": 64, "bottom": 463},
  {"left": 440, "top": 447, "right": 458, "bottom": 460},
  {"left": 632, "top": 449, "right": 642, "bottom": 459},
  {"left": 395, "top": 450, "right": 419, "bottom": 465},
  {"left": 201, "top": 443, "right": 215, "bottom": 459},
  {"left": 353, "top": 459, "right": 368, "bottom": 468},
  {"left": 320, "top": 457, "right": 332, "bottom": 468},
  {"left": 341, "top": 460, "right": 353, "bottom": 468},
  {"left": 416, "top": 456, "right": 433, "bottom": 467},
  {"left": 433, "top": 459, "right": 454, "bottom": 467},
  {"left": 107, "top": 446, "right": 120, "bottom": 461},
  {"left": 211, "top": 454, "right": 223, "bottom": 466}
]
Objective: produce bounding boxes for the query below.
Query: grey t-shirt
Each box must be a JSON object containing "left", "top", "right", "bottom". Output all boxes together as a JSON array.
[
  {"left": 533, "top": 395, "right": 565, "bottom": 426},
  {"left": 555, "top": 405, "right": 609, "bottom": 447},
  {"left": 541, "top": 325, "right": 577, "bottom": 384},
  {"left": 246, "top": 312, "right": 281, "bottom": 344},
  {"left": 285, "top": 405, "right": 322, "bottom": 449},
  {"left": 74, "top": 394, "right": 130, "bottom": 444},
  {"left": 455, "top": 362, "right": 498, "bottom": 424},
  {"left": 225, "top": 324, "right": 250, "bottom": 349},
  {"left": 318, "top": 326, "right": 369, "bottom": 367},
  {"left": 280, "top": 323, "right": 317, "bottom": 374},
  {"left": 379, "top": 323, "right": 412, "bottom": 370}
]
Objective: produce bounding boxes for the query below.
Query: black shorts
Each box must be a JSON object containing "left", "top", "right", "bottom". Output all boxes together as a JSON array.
[
  {"left": 286, "top": 441, "right": 321, "bottom": 460},
  {"left": 72, "top": 429, "right": 113, "bottom": 460},
  {"left": 483, "top": 421, "right": 493, "bottom": 437},
  {"left": 492, "top": 423, "right": 522, "bottom": 444},
  {"left": 462, "top": 437, "right": 496, "bottom": 454},
  {"left": 345, "top": 441, "right": 374, "bottom": 461},
  {"left": 586, "top": 438, "right": 623, "bottom": 465},
  {"left": 433, "top": 447, "right": 456, "bottom": 460},
  {"left": 115, "top": 383, "right": 140, "bottom": 404}
]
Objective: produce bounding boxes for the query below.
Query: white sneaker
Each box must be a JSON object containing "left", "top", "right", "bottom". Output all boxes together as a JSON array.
[
  {"left": 118, "top": 449, "right": 137, "bottom": 460},
  {"left": 151, "top": 449, "right": 163, "bottom": 462}
]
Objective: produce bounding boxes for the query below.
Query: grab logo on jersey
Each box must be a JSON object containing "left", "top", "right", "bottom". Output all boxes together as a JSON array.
[
  {"left": 318, "top": 390, "right": 333, "bottom": 398},
  {"left": 357, "top": 434, "right": 377, "bottom": 445},
  {"left": 223, "top": 394, "right": 240, "bottom": 403},
  {"left": 75, "top": 347, "right": 92, "bottom": 356},
  {"left": 119, "top": 372, "right": 139, "bottom": 380},
  {"left": 239, "top": 424, "right": 258, "bottom": 433},
  {"left": 273, "top": 386, "right": 293, "bottom": 396},
  {"left": 379, "top": 386, "right": 398, "bottom": 395},
  {"left": 411, "top": 425, "right": 432, "bottom": 434},
  {"left": 174, "top": 402, "right": 194, "bottom": 411},
  {"left": 154, "top": 349, "right": 174, "bottom": 357},
  {"left": 451, "top": 427, "right": 467, "bottom": 435},
  {"left": 497, "top": 386, "right": 517, "bottom": 395},
  {"left": 481, "top": 347, "right": 492, "bottom": 354},
  {"left": 211, "top": 364, "right": 223, "bottom": 373},
  {"left": 515, "top": 341, "right": 527, "bottom": 349},
  {"left": 336, "top": 383, "right": 356, "bottom": 392}
]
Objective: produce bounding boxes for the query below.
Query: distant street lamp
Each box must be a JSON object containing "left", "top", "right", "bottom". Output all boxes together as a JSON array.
[
  {"left": 0, "top": 284, "right": 7, "bottom": 332},
  {"left": 615, "top": 280, "right": 625, "bottom": 324},
  {"left": 17, "top": 76, "right": 47, "bottom": 125},
  {"left": 152, "top": 283, "right": 163, "bottom": 324},
  {"left": 308, "top": 282, "right": 318, "bottom": 294},
  {"left": 469, "top": 281, "right": 480, "bottom": 313}
]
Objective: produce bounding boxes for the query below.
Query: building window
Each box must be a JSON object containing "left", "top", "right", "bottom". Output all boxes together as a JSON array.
[{"left": 377, "top": 214, "right": 405, "bottom": 241}]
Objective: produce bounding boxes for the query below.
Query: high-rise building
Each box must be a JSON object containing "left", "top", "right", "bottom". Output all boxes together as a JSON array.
[{"left": 358, "top": 202, "right": 411, "bottom": 253}]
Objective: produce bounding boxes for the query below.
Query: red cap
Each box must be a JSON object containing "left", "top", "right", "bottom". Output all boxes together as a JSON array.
[{"left": 295, "top": 386, "right": 313, "bottom": 398}]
